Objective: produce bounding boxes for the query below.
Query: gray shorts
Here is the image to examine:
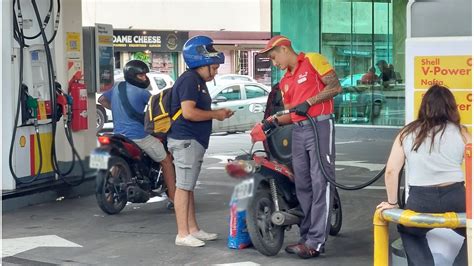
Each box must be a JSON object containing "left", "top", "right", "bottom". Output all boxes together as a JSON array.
[
  {"left": 167, "top": 138, "right": 206, "bottom": 191},
  {"left": 133, "top": 135, "right": 167, "bottom": 162}
]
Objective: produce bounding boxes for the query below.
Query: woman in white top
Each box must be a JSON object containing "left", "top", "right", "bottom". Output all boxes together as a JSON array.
[{"left": 377, "top": 85, "right": 471, "bottom": 266}]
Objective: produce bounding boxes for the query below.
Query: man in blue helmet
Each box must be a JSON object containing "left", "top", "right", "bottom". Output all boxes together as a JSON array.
[{"left": 168, "top": 36, "right": 234, "bottom": 247}]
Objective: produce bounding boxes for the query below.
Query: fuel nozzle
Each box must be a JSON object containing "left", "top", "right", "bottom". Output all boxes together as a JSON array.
[
  {"left": 55, "top": 82, "right": 69, "bottom": 122},
  {"left": 26, "top": 95, "right": 39, "bottom": 130},
  {"left": 56, "top": 92, "right": 67, "bottom": 116},
  {"left": 26, "top": 95, "right": 38, "bottom": 119}
]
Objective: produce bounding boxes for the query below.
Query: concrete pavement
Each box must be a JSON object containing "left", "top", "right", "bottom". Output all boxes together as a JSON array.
[{"left": 2, "top": 129, "right": 400, "bottom": 265}]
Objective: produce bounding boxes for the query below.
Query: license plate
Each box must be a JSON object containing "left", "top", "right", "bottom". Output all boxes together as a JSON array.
[
  {"left": 89, "top": 153, "right": 110, "bottom": 170},
  {"left": 232, "top": 178, "right": 254, "bottom": 201}
]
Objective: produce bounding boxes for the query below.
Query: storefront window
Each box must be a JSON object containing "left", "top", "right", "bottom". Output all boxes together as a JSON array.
[
  {"left": 114, "top": 30, "right": 188, "bottom": 82},
  {"left": 131, "top": 51, "right": 152, "bottom": 65},
  {"left": 114, "top": 52, "right": 121, "bottom": 69},
  {"left": 237, "top": 51, "right": 249, "bottom": 75},
  {"left": 322, "top": 0, "right": 406, "bottom": 126},
  {"left": 129, "top": 52, "right": 178, "bottom": 81},
  {"left": 272, "top": 0, "right": 407, "bottom": 127},
  {"left": 253, "top": 52, "right": 272, "bottom": 86},
  {"left": 151, "top": 53, "right": 178, "bottom": 80}
]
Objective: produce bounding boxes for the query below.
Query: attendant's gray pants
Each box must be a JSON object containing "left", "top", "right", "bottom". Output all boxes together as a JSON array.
[{"left": 291, "top": 117, "right": 335, "bottom": 251}]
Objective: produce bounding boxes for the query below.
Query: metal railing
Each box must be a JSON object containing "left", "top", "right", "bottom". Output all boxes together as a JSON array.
[{"left": 373, "top": 208, "right": 466, "bottom": 266}]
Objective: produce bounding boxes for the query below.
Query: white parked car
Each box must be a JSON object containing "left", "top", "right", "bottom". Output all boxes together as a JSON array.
[
  {"left": 215, "top": 74, "right": 257, "bottom": 83},
  {"left": 208, "top": 81, "right": 270, "bottom": 133},
  {"left": 96, "top": 72, "right": 175, "bottom": 130}
]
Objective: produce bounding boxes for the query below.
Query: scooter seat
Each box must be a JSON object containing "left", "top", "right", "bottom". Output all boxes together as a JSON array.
[{"left": 100, "top": 133, "right": 145, "bottom": 160}]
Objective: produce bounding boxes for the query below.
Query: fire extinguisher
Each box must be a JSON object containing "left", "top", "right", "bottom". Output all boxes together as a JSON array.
[{"left": 69, "top": 75, "right": 88, "bottom": 131}]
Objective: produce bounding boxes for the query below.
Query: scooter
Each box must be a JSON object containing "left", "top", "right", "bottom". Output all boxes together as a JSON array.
[
  {"left": 226, "top": 111, "right": 342, "bottom": 256},
  {"left": 90, "top": 133, "right": 170, "bottom": 214}
]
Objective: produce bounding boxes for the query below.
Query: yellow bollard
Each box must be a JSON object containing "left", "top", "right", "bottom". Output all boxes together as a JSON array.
[
  {"left": 373, "top": 209, "right": 389, "bottom": 266},
  {"left": 374, "top": 208, "right": 466, "bottom": 266},
  {"left": 465, "top": 143, "right": 472, "bottom": 266}
]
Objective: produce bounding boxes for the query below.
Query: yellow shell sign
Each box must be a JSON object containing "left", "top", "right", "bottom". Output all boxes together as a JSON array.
[
  {"left": 413, "top": 54, "right": 472, "bottom": 129},
  {"left": 414, "top": 91, "right": 472, "bottom": 125},
  {"left": 414, "top": 56, "right": 472, "bottom": 89}
]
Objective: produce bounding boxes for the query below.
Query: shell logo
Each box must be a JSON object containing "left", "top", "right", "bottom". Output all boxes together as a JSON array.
[{"left": 19, "top": 136, "right": 26, "bottom": 148}]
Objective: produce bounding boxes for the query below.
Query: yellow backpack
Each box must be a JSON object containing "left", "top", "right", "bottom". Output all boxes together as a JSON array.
[{"left": 144, "top": 87, "right": 182, "bottom": 137}]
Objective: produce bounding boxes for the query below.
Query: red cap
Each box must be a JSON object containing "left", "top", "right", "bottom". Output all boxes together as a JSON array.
[{"left": 259, "top": 35, "right": 292, "bottom": 54}]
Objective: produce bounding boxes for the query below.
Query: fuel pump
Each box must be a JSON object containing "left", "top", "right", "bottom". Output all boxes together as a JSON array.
[
  {"left": 9, "top": 0, "right": 85, "bottom": 187},
  {"left": 8, "top": 4, "right": 51, "bottom": 185}
]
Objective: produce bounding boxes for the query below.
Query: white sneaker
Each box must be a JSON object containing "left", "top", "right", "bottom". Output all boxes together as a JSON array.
[
  {"left": 175, "top": 235, "right": 205, "bottom": 247},
  {"left": 191, "top": 230, "right": 218, "bottom": 241}
]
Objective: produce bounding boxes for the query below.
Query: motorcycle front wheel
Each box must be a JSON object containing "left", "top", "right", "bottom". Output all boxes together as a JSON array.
[
  {"left": 95, "top": 156, "right": 130, "bottom": 215},
  {"left": 246, "top": 188, "right": 284, "bottom": 256}
]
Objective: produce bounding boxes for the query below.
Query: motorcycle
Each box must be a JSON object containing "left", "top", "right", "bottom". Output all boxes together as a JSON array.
[
  {"left": 226, "top": 111, "right": 343, "bottom": 256},
  {"left": 90, "top": 133, "right": 169, "bottom": 214}
]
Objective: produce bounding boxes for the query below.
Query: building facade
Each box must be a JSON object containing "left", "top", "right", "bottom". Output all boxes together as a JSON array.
[
  {"left": 272, "top": 0, "right": 408, "bottom": 127},
  {"left": 82, "top": 0, "right": 272, "bottom": 83},
  {"left": 82, "top": 0, "right": 469, "bottom": 127}
]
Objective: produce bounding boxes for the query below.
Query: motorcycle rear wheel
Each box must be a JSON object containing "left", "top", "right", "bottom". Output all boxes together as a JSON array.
[{"left": 95, "top": 156, "right": 130, "bottom": 214}]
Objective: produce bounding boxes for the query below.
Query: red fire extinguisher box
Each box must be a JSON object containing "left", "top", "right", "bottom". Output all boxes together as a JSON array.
[{"left": 70, "top": 80, "right": 88, "bottom": 131}]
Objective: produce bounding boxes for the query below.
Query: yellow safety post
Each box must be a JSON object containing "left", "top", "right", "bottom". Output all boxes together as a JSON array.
[
  {"left": 373, "top": 209, "right": 389, "bottom": 266},
  {"left": 373, "top": 208, "right": 466, "bottom": 266},
  {"left": 465, "top": 143, "right": 472, "bottom": 266}
]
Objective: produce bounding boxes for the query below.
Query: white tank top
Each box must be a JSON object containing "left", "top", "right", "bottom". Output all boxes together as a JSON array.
[{"left": 402, "top": 123, "right": 465, "bottom": 186}]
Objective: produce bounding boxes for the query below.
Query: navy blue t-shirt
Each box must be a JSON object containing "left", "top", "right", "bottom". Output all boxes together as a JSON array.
[{"left": 168, "top": 70, "right": 212, "bottom": 149}]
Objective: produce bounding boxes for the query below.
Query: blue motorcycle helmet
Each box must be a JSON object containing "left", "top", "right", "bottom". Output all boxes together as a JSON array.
[{"left": 183, "top": 36, "right": 225, "bottom": 69}]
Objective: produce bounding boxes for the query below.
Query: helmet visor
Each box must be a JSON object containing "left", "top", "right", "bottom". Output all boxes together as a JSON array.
[{"left": 197, "top": 44, "right": 221, "bottom": 58}]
